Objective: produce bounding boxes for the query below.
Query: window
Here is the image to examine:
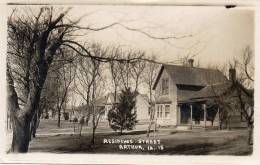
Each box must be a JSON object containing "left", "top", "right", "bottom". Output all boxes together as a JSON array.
[
  {"left": 157, "top": 106, "right": 160, "bottom": 118},
  {"left": 157, "top": 105, "right": 163, "bottom": 118},
  {"left": 162, "top": 78, "right": 169, "bottom": 95},
  {"left": 160, "top": 105, "right": 163, "bottom": 118},
  {"left": 165, "top": 105, "right": 170, "bottom": 118}
]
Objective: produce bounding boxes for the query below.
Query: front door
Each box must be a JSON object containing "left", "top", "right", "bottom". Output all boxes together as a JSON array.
[{"left": 180, "top": 104, "right": 190, "bottom": 124}]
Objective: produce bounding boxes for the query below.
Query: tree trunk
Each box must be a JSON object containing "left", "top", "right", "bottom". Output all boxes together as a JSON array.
[
  {"left": 8, "top": 64, "right": 45, "bottom": 152},
  {"left": 10, "top": 59, "right": 51, "bottom": 152},
  {"left": 147, "top": 105, "right": 155, "bottom": 137},
  {"left": 248, "top": 122, "right": 253, "bottom": 145},
  {"left": 31, "top": 110, "right": 42, "bottom": 138},
  {"left": 79, "top": 124, "right": 83, "bottom": 136},
  {"left": 146, "top": 121, "right": 153, "bottom": 137},
  {"left": 58, "top": 107, "right": 61, "bottom": 127},
  {"left": 11, "top": 115, "right": 31, "bottom": 153},
  {"left": 91, "top": 126, "right": 96, "bottom": 145},
  {"left": 120, "top": 127, "right": 123, "bottom": 135},
  {"left": 31, "top": 113, "right": 37, "bottom": 138}
]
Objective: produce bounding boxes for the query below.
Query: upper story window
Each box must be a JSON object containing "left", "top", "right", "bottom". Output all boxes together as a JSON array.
[
  {"left": 162, "top": 78, "right": 169, "bottom": 95},
  {"left": 165, "top": 105, "right": 170, "bottom": 118},
  {"left": 157, "top": 105, "right": 160, "bottom": 118}
]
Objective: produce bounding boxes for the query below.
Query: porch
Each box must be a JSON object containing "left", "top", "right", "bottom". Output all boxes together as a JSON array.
[{"left": 177, "top": 101, "right": 220, "bottom": 129}]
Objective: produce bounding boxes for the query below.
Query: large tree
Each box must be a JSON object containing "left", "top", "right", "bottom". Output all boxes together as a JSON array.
[
  {"left": 6, "top": 7, "right": 111, "bottom": 152},
  {"left": 7, "top": 6, "right": 193, "bottom": 152}
]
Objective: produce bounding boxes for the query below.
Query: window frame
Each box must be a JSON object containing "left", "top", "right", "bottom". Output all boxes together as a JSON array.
[
  {"left": 165, "top": 104, "right": 170, "bottom": 119},
  {"left": 162, "top": 78, "right": 169, "bottom": 95}
]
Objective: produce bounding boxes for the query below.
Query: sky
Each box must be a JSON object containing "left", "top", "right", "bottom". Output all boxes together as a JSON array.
[
  {"left": 66, "top": 5, "right": 254, "bottom": 66},
  {"left": 7, "top": 5, "right": 255, "bottom": 106},
  {"left": 68, "top": 5, "right": 254, "bottom": 104},
  {"left": 8, "top": 5, "right": 254, "bottom": 66}
]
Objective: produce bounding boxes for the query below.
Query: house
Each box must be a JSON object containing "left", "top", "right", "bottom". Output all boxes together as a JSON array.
[
  {"left": 101, "top": 92, "right": 150, "bottom": 123},
  {"left": 152, "top": 59, "right": 251, "bottom": 129}
]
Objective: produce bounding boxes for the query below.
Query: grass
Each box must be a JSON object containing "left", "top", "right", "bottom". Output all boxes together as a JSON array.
[{"left": 28, "top": 118, "right": 252, "bottom": 155}]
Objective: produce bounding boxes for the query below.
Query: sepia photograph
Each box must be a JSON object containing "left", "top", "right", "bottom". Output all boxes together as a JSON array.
[{"left": 2, "top": 1, "right": 256, "bottom": 162}]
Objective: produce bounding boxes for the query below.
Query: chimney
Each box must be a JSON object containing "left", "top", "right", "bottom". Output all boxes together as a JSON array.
[
  {"left": 188, "top": 59, "right": 194, "bottom": 67},
  {"left": 229, "top": 68, "right": 236, "bottom": 82}
]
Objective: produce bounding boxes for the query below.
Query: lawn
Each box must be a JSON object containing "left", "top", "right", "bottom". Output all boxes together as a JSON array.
[{"left": 28, "top": 119, "right": 252, "bottom": 155}]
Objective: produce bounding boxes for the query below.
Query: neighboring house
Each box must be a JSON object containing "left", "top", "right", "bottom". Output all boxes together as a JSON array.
[
  {"left": 152, "top": 59, "right": 251, "bottom": 129},
  {"left": 68, "top": 97, "right": 107, "bottom": 121},
  {"left": 68, "top": 106, "right": 87, "bottom": 121},
  {"left": 101, "top": 92, "right": 150, "bottom": 122}
]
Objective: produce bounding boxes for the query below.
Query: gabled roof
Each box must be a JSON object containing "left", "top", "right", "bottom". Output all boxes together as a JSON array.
[
  {"left": 153, "top": 64, "right": 228, "bottom": 89},
  {"left": 106, "top": 92, "right": 121, "bottom": 104},
  {"left": 139, "top": 94, "right": 150, "bottom": 103},
  {"left": 106, "top": 92, "right": 150, "bottom": 104},
  {"left": 94, "top": 96, "right": 108, "bottom": 106}
]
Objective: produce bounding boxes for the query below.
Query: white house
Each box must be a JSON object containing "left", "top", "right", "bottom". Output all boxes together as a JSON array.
[
  {"left": 100, "top": 92, "right": 150, "bottom": 123},
  {"left": 152, "top": 59, "right": 248, "bottom": 129}
]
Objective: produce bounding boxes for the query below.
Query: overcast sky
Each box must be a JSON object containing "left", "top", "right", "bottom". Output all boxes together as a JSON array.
[
  {"left": 65, "top": 5, "right": 254, "bottom": 66},
  {"left": 8, "top": 5, "right": 255, "bottom": 105},
  {"left": 8, "top": 5, "right": 254, "bottom": 65}
]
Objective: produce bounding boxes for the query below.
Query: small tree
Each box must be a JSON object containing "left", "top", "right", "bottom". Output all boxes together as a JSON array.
[{"left": 108, "top": 88, "right": 138, "bottom": 135}]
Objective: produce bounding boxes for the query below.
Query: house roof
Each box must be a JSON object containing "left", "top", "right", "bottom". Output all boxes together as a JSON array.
[
  {"left": 153, "top": 64, "right": 228, "bottom": 89},
  {"left": 139, "top": 94, "right": 150, "bottom": 103},
  {"left": 94, "top": 96, "right": 108, "bottom": 106},
  {"left": 178, "top": 80, "right": 254, "bottom": 105},
  {"left": 106, "top": 92, "right": 150, "bottom": 104},
  {"left": 106, "top": 92, "right": 121, "bottom": 104},
  {"left": 192, "top": 82, "right": 232, "bottom": 99},
  {"left": 178, "top": 82, "right": 233, "bottom": 103}
]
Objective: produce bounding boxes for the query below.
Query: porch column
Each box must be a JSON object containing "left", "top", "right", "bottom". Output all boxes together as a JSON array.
[
  {"left": 217, "top": 107, "right": 220, "bottom": 128},
  {"left": 190, "top": 104, "right": 193, "bottom": 130},
  {"left": 177, "top": 105, "right": 181, "bottom": 125},
  {"left": 203, "top": 104, "right": 207, "bottom": 128}
]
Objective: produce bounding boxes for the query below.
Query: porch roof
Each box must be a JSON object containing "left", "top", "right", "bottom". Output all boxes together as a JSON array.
[
  {"left": 177, "top": 90, "right": 199, "bottom": 102},
  {"left": 177, "top": 82, "right": 232, "bottom": 104}
]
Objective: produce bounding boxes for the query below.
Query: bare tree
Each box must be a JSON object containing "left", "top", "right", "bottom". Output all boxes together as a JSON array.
[
  {"left": 88, "top": 43, "right": 108, "bottom": 146},
  {"left": 74, "top": 43, "right": 107, "bottom": 145},
  {"left": 207, "top": 46, "right": 254, "bottom": 144},
  {"left": 7, "top": 6, "right": 193, "bottom": 152},
  {"left": 222, "top": 46, "right": 254, "bottom": 145},
  {"left": 7, "top": 7, "right": 98, "bottom": 152},
  {"left": 143, "top": 56, "right": 160, "bottom": 137},
  {"left": 130, "top": 51, "right": 146, "bottom": 92},
  {"left": 118, "top": 55, "right": 132, "bottom": 90},
  {"left": 108, "top": 46, "right": 123, "bottom": 103},
  {"left": 56, "top": 62, "right": 76, "bottom": 127}
]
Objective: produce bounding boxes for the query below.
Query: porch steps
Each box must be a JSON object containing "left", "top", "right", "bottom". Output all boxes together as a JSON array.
[
  {"left": 177, "top": 125, "right": 219, "bottom": 130},
  {"left": 176, "top": 125, "right": 191, "bottom": 130}
]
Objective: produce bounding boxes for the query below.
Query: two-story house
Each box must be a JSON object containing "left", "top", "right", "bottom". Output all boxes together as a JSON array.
[{"left": 152, "top": 59, "right": 231, "bottom": 128}]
